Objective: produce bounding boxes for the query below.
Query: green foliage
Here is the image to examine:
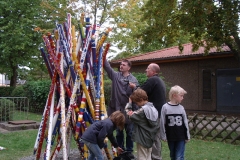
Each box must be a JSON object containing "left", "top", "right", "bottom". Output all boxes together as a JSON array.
[
  {"left": 68, "top": 0, "right": 150, "bottom": 59},
  {"left": 108, "top": 0, "right": 148, "bottom": 55},
  {"left": 103, "top": 77, "right": 112, "bottom": 107},
  {"left": 132, "top": 72, "right": 171, "bottom": 92},
  {"left": 38, "top": 0, "right": 77, "bottom": 30},
  {"left": 0, "top": 0, "right": 43, "bottom": 86},
  {"left": 10, "top": 86, "right": 26, "bottom": 97},
  {"left": 0, "top": 0, "right": 76, "bottom": 87},
  {"left": 10, "top": 86, "right": 28, "bottom": 110},
  {"left": 131, "top": 72, "right": 147, "bottom": 86},
  {"left": 24, "top": 80, "right": 51, "bottom": 113},
  {"left": 0, "top": 87, "right": 15, "bottom": 97},
  {"left": 140, "top": 0, "right": 240, "bottom": 60},
  {"left": 0, "top": 98, "right": 15, "bottom": 121}
]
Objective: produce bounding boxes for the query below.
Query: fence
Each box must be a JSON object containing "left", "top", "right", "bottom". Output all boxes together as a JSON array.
[
  {"left": 0, "top": 97, "right": 29, "bottom": 122},
  {"left": 0, "top": 98, "right": 240, "bottom": 145},
  {"left": 188, "top": 113, "right": 240, "bottom": 145}
]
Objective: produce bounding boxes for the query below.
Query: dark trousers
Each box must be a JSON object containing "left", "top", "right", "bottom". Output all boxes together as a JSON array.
[{"left": 116, "top": 123, "right": 133, "bottom": 152}]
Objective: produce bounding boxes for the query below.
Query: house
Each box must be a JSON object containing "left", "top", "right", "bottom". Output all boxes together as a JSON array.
[
  {"left": 109, "top": 43, "right": 240, "bottom": 114},
  {"left": 0, "top": 74, "right": 26, "bottom": 86},
  {"left": 0, "top": 74, "right": 6, "bottom": 86}
]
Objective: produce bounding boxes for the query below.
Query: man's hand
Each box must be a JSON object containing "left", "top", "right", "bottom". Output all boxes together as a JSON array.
[
  {"left": 117, "top": 147, "right": 124, "bottom": 155},
  {"left": 129, "top": 82, "right": 136, "bottom": 89}
]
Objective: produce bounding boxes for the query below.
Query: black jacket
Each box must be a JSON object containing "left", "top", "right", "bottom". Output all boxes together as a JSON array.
[
  {"left": 81, "top": 118, "right": 118, "bottom": 149},
  {"left": 141, "top": 75, "right": 166, "bottom": 118}
]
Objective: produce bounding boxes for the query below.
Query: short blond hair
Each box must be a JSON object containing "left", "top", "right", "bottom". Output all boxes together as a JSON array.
[{"left": 169, "top": 85, "right": 187, "bottom": 101}]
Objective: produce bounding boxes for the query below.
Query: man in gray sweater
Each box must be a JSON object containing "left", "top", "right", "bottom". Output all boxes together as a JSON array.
[{"left": 104, "top": 59, "right": 138, "bottom": 159}]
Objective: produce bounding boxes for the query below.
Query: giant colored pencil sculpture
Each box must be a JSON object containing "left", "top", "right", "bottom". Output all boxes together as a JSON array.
[{"left": 34, "top": 13, "right": 114, "bottom": 160}]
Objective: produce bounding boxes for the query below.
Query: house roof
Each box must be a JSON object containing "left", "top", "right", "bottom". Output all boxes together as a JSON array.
[{"left": 110, "top": 43, "right": 233, "bottom": 66}]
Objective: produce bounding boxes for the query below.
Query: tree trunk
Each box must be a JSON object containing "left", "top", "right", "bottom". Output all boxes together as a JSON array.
[{"left": 10, "top": 65, "right": 18, "bottom": 87}]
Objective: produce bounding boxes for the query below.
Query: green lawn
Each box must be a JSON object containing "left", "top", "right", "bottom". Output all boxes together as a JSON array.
[
  {"left": 0, "top": 130, "right": 240, "bottom": 160},
  {"left": 12, "top": 110, "right": 43, "bottom": 122},
  {"left": 1, "top": 112, "right": 240, "bottom": 160}
]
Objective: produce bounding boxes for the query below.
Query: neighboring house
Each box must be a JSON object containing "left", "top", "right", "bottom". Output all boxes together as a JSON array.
[
  {"left": 0, "top": 74, "right": 6, "bottom": 86},
  {"left": 110, "top": 43, "right": 240, "bottom": 114},
  {"left": 4, "top": 80, "right": 26, "bottom": 86},
  {"left": 0, "top": 74, "right": 26, "bottom": 86}
]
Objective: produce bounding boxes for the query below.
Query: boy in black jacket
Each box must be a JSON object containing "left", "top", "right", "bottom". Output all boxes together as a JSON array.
[{"left": 81, "top": 111, "right": 125, "bottom": 160}]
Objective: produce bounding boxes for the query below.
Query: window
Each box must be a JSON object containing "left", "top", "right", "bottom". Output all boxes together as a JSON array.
[{"left": 202, "top": 69, "right": 212, "bottom": 99}]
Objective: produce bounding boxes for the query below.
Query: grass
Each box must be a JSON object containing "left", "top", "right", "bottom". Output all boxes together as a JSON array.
[
  {"left": 0, "top": 129, "right": 39, "bottom": 160},
  {"left": 184, "top": 139, "right": 240, "bottom": 160},
  {"left": 12, "top": 110, "right": 43, "bottom": 122},
  {"left": 0, "top": 131, "right": 240, "bottom": 160},
  {"left": 1, "top": 112, "right": 240, "bottom": 160}
]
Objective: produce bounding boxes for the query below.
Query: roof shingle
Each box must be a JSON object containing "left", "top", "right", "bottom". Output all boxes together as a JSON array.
[{"left": 110, "top": 43, "right": 232, "bottom": 64}]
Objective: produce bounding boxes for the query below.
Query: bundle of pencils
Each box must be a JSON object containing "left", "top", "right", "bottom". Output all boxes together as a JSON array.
[{"left": 33, "top": 13, "right": 112, "bottom": 160}]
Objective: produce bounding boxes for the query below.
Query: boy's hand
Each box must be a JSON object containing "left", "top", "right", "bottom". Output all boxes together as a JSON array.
[
  {"left": 127, "top": 111, "right": 133, "bottom": 116},
  {"left": 117, "top": 147, "right": 124, "bottom": 155},
  {"left": 128, "top": 98, "right": 132, "bottom": 103},
  {"left": 185, "top": 140, "right": 190, "bottom": 143}
]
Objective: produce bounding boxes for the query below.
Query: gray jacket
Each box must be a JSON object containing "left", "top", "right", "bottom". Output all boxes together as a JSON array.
[
  {"left": 126, "top": 102, "right": 159, "bottom": 148},
  {"left": 104, "top": 60, "right": 138, "bottom": 123}
]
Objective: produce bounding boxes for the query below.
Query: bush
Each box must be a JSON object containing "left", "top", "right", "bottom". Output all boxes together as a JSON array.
[
  {"left": 0, "top": 87, "right": 15, "bottom": 97},
  {"left": 11, "top": 86, "right": 27, "bottom": 97},
  {"left": 24, "top": 80, "right": 51, "bottom": 113},
  {"left": 131, "top": 72, "right": 148, "bottom": 86},
  {"left": 103, "top": 78, "right": 112, "bottom": 106},
  {"left": 0, "top": 98, "right": 15, "bottom": 121},
  {"left": 9, "top": 86, "right": 28, "bottom": 110}
]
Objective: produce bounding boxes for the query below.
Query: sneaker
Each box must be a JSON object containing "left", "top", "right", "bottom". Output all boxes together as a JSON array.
[
  {"left": 126, "top": 152, "right": 135, "bottom": 159},
  {"left": 113, "top": 151, "right": 133, "bottom": 160}
]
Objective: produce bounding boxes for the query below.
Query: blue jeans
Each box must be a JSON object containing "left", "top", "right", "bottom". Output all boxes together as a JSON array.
[
  {"left": 81, "top": 139, "right": 104, "bottom": 160},
  {"left": 167, "top": 140, "right": 185, "bottom": 160},
  {"left": 116, "top": 123, "right": 133, "bottom": 152}
]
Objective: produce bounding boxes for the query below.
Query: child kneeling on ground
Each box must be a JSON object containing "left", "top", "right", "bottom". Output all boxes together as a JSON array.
[{"left": 81, "top": 111, "right": 125, "bottom": 160}]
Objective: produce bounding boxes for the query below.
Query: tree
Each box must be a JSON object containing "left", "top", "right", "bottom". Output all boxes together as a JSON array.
[
  {"left": 0, "top": 0, "right": 45, "bottom": 86},
  {"left": 140, "top": 0, "right": 240, "bottom": 62},
  {"left": 79, "top": 0, "right": 189, "bottom": 59},
  {"left": 68, "top": 0, "right": 150, "bottom": 59},
  {"left": 106, "top": 0, "right": 152, "bottom": 59},
  {"left": 0, "top": 0, "right": 76, "bottom": 86}
]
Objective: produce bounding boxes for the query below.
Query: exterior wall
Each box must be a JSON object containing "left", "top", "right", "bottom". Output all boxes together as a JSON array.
[
  {"left": 129, "top": 56, "right": 240, "bottom": 113},
  {"left": 0, "top": 74, "right": 6, "bottom": 86}
]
